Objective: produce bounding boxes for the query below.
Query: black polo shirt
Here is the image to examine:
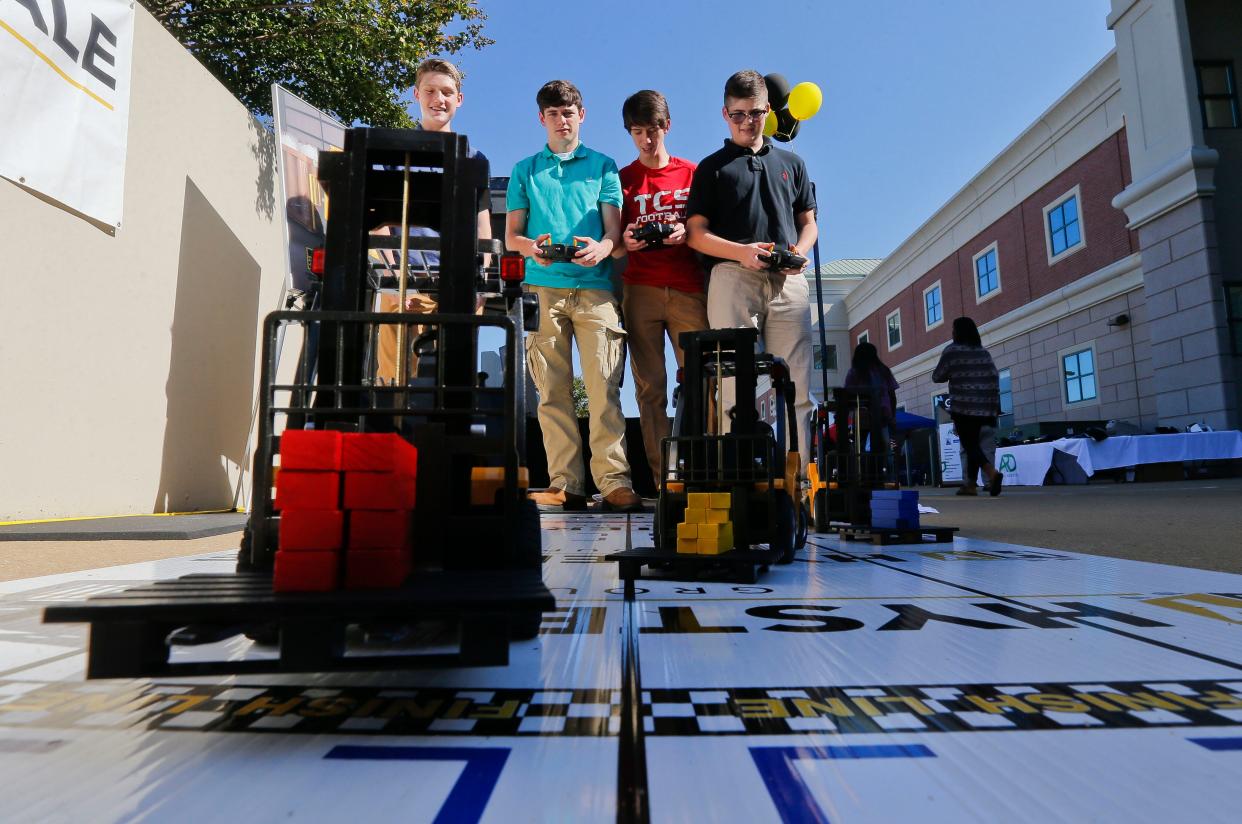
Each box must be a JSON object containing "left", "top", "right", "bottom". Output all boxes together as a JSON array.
[{"left": 685, "top": 137, "right": 815, "bottom": 266}]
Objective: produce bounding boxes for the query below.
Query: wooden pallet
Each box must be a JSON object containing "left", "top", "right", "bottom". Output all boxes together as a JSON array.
[
  {"left": 607, "top": 546, "right": 783, "bottom": 585},
  {"left": 838, "top": 525, "right": 959, "bottom": 546},
  {"left": 43, "top": 570, "right": 554, "bottom": 678}
]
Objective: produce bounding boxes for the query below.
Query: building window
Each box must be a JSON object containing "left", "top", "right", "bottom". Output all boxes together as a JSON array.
[
  {"left": 923, "top": 281, "right": 943, "bottom": 330},
  {"left": 1043, "top": 185, "right": 1086, "bottom": 264},
  {"left": 1225, "top": 283, "right": 1242, "bottom": 355},
  {"left": 858, "top": 330, "right": 870, "bottom": 345},
  {"left": 1060, "top": 346, "right": 1098, "bottom": 406},
  {"left": 998, "top": 368, "right": 1013, "bottom": 415},
  {"left": 1197, "top": 62, "right": 1240, "bottom": 129},
  {"left": 813, "top": 343, "right": 838, "bottom": 371},
  {"left": 760, "top": 399, "right": 767, "bottom": 419},
  {"left": 886, "top": 309, "right": 902, "bottom": 350},
  {"left": 973, "top": 243, "right": 1001, "bottom": 301}
]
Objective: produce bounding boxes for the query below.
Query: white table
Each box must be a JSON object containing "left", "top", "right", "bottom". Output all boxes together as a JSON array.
[{"left": 992, "top": 431, "right": 1242, "bottom": 486}]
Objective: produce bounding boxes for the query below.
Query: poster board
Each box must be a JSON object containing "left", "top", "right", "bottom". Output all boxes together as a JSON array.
[
  {"left": 0, "top": 0, "right": 135, "bottom": 228},
  {"left": 272, "top": 85, "right": 345, "bottom": 295}
]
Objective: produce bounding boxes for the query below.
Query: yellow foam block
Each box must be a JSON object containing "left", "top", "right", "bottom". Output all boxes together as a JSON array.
[
  {"left": 705, "top": 508, "right": 729, "bottom": 523},
  {"left": 676, "top": 537, "right": 698, "bottom": 554},
  {"left": 698, "top": 539, "right": 727, "bottom": 555},
  {"left": 677, "top": 522, "right": 699, "bottom": 540},
  {"left": 698, "top": 521, "right": 734, "bottom": 553},
  {"left": 687, "top": 492, "right": 711, "bottom": 509},
  {"left": 684, "top": 507, "right": 706, "bottom": 523},
  {"left": 709, "top": 492, "right": 731, "bottom": 510}
]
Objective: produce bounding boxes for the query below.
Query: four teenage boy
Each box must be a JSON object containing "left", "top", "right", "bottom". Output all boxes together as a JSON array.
[{"left": 493, "top": 70, "right": 816, "bottom": 512}]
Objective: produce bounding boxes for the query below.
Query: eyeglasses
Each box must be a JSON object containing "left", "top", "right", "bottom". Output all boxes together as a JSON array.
[{"left": 726, "top": 108, "right": 770, "bottom": 123}]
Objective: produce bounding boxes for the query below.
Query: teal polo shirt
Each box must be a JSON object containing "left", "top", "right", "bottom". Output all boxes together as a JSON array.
[{"left": 506, "top": 143, "right": 622, "bottom": 290}]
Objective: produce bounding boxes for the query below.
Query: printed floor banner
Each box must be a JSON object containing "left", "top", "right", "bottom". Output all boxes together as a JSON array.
[{"left": 0, "top": 0, "right": 134, "bottom": 227}]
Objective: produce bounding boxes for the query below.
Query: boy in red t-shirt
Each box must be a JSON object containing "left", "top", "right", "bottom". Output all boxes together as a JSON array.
[{"left": 613, "top": 90, "right": 709, "bottom": 488}]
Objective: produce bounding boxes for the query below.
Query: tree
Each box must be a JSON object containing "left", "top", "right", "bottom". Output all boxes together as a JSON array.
[
  {"left": 571, "top": 378, "right": 589, "bottom": 419},
  {"left": 145, "top": 0, "right": 492, "bottom": 126}
]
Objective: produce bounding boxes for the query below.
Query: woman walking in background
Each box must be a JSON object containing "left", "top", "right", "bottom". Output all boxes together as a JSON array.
[
  {"left": 844, "top": 341, "right": 899, "bottom": 454},
  {"left": 933, "top": 317, "right": 1003, "bottom": 496}
]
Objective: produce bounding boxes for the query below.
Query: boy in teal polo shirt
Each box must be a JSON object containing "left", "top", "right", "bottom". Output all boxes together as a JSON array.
[{"left": 505, "top": 79, "right": 641, "bottom": 512}]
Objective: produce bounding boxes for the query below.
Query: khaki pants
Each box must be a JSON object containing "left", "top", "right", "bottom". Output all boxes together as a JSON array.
[
  {"left": 621, "top": 284, "right": 709, "bottom": 487},
  {"left": 706, "top": 262, "right": 814, "bottom": 470},
  {"left": 526, "top": 285, "right": 631, "bottom": 497},
  {"left": 376, "top": 292, "right": 439, "bottom": 383}
]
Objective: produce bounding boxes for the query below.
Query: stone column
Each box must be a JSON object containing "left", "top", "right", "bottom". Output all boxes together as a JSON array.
[{"left": 1109, "top": 0, "right": 1238, "bottom": 428}]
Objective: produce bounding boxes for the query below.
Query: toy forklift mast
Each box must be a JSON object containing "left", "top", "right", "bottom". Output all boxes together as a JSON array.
[
  {"left": 808, "top": 387, "right": 893, "bottom": 530},
  {"left": 44, "top": 129, "right": 553, "bottom": 677},
  {"left": 609, "top": 328, "right": 806, "bottom": 584}
]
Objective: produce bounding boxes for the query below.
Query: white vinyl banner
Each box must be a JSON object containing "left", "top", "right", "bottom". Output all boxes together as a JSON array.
[{"left": 0, "top": 0, "right": 135, "bottom": 227}]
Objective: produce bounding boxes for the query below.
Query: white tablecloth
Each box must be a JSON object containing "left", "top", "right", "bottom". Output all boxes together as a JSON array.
[{"left": 992, "top": 431, "right": 1242, "bottom": 486}]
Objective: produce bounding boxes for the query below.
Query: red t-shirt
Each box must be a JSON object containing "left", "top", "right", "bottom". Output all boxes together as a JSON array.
[{"left": 619, "top": 157, "right": 703, "bottom": 293}]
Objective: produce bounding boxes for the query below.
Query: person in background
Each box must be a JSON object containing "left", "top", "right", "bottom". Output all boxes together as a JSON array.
[
  {"left": 932, "top": 317, "right": 1003, "bottom": 496},
  {"left": 844, "top": 341, "right": 898, "bottom": 454}
]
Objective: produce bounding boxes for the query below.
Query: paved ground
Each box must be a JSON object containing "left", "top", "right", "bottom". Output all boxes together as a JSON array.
[
  {"left": 1, "top": 478, "right": 1239, "bottom": 581},
  {"left": 918, "top": 477, "right": 1242, "bottom": 574}
]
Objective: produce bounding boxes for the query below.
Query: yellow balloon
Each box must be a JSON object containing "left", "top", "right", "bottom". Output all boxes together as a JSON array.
[
  {"left": 763, "top": 110, "right": 778, "bottom": 137},
  {"left": 787, "top": 82, "right": 823, "bottom": 121}
]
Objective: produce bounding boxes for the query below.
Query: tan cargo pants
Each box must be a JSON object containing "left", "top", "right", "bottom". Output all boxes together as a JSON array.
[
  {"left": 526, "top": 285, "right": 632, "bottom": 497},
  {"left": 706, "top": 262, "right": 814, "bottom": 470},
  {"left": 621, "top": 284, "right": 709, "bottom": 487}
]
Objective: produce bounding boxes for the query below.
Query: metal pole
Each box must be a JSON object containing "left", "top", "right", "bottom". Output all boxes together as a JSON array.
[
  {"left": 395, "top": 153, "right": 411, "bottom": 385},
  {"left": 811, "top": 238, "right": 830, "bottom": 403}
]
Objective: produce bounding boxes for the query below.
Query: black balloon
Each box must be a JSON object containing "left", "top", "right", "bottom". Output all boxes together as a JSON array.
[
  {"left": 773, "top": 107, "right": 800, "bottom": 142},
  {"left": 764, "top": 73, "right": 791, "bottom": 109}
]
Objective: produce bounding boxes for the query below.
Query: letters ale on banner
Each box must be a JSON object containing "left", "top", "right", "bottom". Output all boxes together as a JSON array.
[{"left": 0, "top": 0, "right": 134, "bottom": 228}]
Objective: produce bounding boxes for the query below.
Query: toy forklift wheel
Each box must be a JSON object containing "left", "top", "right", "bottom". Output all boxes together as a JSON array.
[
  {"left": 509, "top": 499, "right": 545, "bottom": 640},
  {"left": 813, "top": 489, "right": 830, "bottom": 534},
  {"left": 775, "top": 491, "right": 797, "bottom": 564},
  {"left": 795, "top": 496, "right": 808, "bottom": 549}
]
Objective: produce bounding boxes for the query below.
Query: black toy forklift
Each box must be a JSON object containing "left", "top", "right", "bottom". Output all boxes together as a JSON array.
[
  {"left": 609, "top": 328, "right": 807, "bottom": 583},
  {"left": 806, "top": 386, "right": 895, "bottom": 530},
  {"left": 44, "top": 129, "right": 554, "bottom": 676}
]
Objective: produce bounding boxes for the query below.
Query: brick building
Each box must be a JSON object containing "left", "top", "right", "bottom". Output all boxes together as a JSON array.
[{"left": 841, "top": 0, "right": 1241, "bottom": 433}]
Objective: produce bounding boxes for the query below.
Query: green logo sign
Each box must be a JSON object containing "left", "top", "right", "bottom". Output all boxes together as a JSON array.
[{"left": 999, "top": 454, "right": 1017, "bottom": 472}]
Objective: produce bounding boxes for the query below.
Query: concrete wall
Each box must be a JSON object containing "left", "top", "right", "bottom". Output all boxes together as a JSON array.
[{"left": 0, "top": 8, "right": 286, "bottom": 519}]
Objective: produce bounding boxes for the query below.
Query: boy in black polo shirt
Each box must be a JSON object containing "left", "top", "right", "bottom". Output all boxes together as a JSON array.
[{"left": 686, "top": 69, "right": 818, "bottom": 469}]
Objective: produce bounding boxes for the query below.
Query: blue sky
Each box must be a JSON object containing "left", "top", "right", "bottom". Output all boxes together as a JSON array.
[{"left": 429, "top": 0, "right": 1116, "bottom": 415}]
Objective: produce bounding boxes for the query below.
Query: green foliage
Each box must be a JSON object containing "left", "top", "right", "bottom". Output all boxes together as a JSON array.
[
  {"left": 146, "top": 0, "right": 492, "bottom": 126},
  {"left": 572, "top": 377, "right": 589, "bottom": 419}
]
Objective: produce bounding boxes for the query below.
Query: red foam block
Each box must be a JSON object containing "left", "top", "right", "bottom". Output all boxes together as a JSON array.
[
  {"left": 348, "top": 509, "right": 413, "bottom": 551},
  {"left": 280, "top": 430, "right": 343, "bottom": 470},
  {"left": 273, "top": 550, "right": 340, "bottom": 592},
  {"left": 345, "top": 549, "right": 412, "bottom": 589},
  {"left": 279, "top": 509, "right": 344, "bottom": 552},
  {"left": 342, "top": 433, "right": 418, "bottom": 473},
  {"left": 343, "top": 472, "right": 416, "bottom": 510},
  {"left": 275, "top": 470, "right": 340, "bottom": 511}
]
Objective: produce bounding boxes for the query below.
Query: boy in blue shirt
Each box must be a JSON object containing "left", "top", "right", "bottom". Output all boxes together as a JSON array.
[{"left": 505, "top": 80, "right": 641, "bottom": 512}]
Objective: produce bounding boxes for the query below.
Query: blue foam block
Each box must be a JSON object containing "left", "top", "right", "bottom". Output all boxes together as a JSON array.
[{"left": 872, "top": 490, "right": 918, "bottom": 503}]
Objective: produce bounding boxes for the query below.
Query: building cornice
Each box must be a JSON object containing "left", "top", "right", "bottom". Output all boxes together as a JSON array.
[
  {"left": 888, "top": 252, "right": 1144, "bottom": 382},
  {"left": 1111, "top": 144, "right": 1218, "bottom": 229}
]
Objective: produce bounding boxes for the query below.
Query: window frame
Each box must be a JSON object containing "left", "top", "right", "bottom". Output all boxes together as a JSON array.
[
  {"left": 923, "top": 280, "right": 944, "bottom": 331},
  {"left": 998, "top": 367, "right": 1013, "bottom": 416},
  {"left": 857, "top": 330, "right": 870, "bottom": 346},
  {"left": 1195, "top": 61, "right": 1240, "bottom": 129},
  {"left": 1042, "top": 184, "right": 1087, "bottom": 265},
  {"left": 971, "top": 241, "right": 1002, "bottom": 304},
  {"left": 886, "top": 308, "right": 903, "bottom": 352},
  {"left": 1057, "top": 341, "right": 1100, "bottom": 408},
  {"left": 813, "top": 343, "right": 838, "bottom": 372}
]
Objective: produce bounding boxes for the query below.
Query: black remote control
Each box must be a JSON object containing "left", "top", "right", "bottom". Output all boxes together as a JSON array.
[
  {"left": 762, "top": 247, "right": 807, "bottom": 272},
  {"left": 536, "top": 242, "right": 583, "bottom": 263},
  {"left": 631, "top": 222, "right": 675, "bottom": 247}
]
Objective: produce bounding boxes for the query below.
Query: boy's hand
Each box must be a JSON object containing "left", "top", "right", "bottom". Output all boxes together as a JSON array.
[
  {"left": 530, "top": 234, "right": 553, "bottom": 266},
  {"left": 666, "top": 222, "right": 688, "bottom": 245},
  {"left": 739, "top": 242, "right": 774, "bottom": 271},
  {"left": 622, "top": 223, "right": 647, "bottom": 253},
  {"left": 777, "top": 245, "right": 808, "bottom": 276},
  {"left": 571, "top": 236, "right": 611, "bottom": 267}
]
